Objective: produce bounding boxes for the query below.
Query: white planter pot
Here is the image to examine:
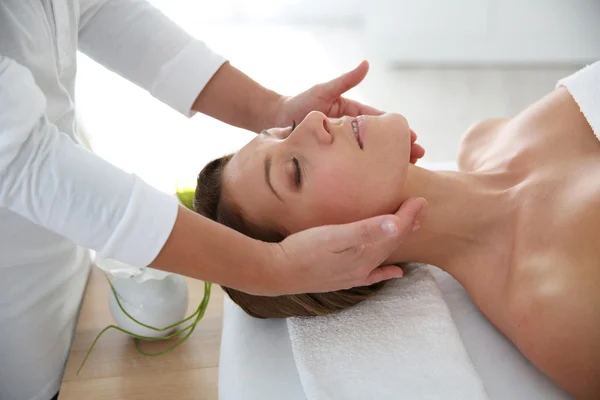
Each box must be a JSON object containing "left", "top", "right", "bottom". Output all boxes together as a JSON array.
[
  {"left": 97, "top": 258, "right": 189, "bottom": 338},
  {"left": 108, "top": 271, "right": 189, "bottom": 338}
]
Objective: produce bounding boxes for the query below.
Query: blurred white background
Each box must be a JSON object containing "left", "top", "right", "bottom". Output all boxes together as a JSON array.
[{"left": 75, "top": 0, "right": 599, "bottom": 193}]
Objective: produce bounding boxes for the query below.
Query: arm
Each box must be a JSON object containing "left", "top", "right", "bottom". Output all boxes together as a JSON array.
[
  {"left": 0, "top": 53, "right": 275, "bottom": 287},
  {"left": 153, "top": 199, "right": 426, "bottom": 295},
  {"left": 0, "top": 54, "right": 176, "bottom": 267},
  {"left": 191, "top": 62, "right": 282, "bottom": 133},
  {"left": 77, "top": 0, "right": 392, "bottom": 134},
  {"left": 77, "top": 0, "right": 280, "bottom": 132}
]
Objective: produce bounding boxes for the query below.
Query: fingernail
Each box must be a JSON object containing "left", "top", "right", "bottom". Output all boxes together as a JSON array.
[
  {"left": 415, "top": 198, "right": 427, "bottom": 215},
  {"left": 381, "top": 220, "right": 398, "bottom": 235},
  {"left": 412, "top": 225, "right": 421, "bottom": 232}
]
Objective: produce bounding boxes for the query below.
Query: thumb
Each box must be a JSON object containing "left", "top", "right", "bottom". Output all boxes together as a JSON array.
[
  {"left": 394, "top": 197, "right": 427, "bottom": 227},
  {"left": 330, "top": 197, "right": 427, "bottom": 253},
  {"left": 321, "top": 60, "right": 370, "bottom": 97},
  {"left": 364, "top": 265, "right": 404, "bottom": 286}
]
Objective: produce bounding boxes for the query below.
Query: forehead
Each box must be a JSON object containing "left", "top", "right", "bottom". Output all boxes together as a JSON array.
[
  {"left": 224, "top": 136, "right": 262, "bottom": 198},
  {"left": 222, "top": 136, "right": 280, "bottom": 227}
]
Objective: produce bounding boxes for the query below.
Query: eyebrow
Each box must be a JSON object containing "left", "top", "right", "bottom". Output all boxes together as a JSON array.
[{"left": 264, "top": 155, "right": 283, "bottom": 202}]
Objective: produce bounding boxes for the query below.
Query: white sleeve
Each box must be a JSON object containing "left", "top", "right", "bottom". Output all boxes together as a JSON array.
[
  {"left": 78, "top": 0, "right": 227, "bottom": 116},
  {"left": 556, "top": 61, "right": 600, "bottom": 140},
  {"left": 0, "top": 55, "right": 178, "bottom": 267}
]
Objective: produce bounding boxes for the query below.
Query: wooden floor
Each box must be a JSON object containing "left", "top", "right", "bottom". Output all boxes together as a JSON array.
[{"left": 59, "top": 266, "right": 225, "bottom": 400}]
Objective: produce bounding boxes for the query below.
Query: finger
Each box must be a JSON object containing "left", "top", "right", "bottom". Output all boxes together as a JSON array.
[
  {"left": 336, "top": 98, "right": 384, "bottom": 118},
  {"left": 321, "top": 60, "right": 370, "bottom": 98},
  {"left": 353, "top": 100, "right": 385, "bottom": 116},
  {"left": 364, "top": 265, "right": 404, "bottom": 285},
  {"left": 394, "top": 197, "right": 427, "bottom": 226},
  {"left": 410, "top": 129, "right": 417, "bottom": 143},
  {"left": 354, "top": 198, "right": 426, "bottom": 276},
  {"left": 411, "top": 143, "right": 425, "bottom": 159},
  {"left": 329, "top": 197, "right": 426, "bottom": 254}
]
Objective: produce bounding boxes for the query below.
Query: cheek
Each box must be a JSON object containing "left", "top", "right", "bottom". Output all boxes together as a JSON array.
[
  {"left": 283, "top": 179, "right": 359, "bottom": 232},
  {"left": 305, "top": 173, "right": 402, "bottom": 226},
  {"left": 285, "top": 160, "right": 408, "bottom": 232}
]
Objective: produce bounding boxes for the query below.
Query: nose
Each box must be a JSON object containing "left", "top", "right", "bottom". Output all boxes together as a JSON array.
[{"left": 290, "top": 111, "right": 333, "bottom": 147}]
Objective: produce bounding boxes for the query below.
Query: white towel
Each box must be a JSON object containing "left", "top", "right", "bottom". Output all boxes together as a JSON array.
[
  {"left": 556, "top": 60, "right": 600, "bottom": 141},
  {"left": 287, "top": 265, "right": 489, "bottom": 400}
]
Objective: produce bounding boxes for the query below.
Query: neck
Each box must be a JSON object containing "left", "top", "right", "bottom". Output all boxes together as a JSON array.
[{"left": 388, "top": 166, "right": 514, "bottom": 278}]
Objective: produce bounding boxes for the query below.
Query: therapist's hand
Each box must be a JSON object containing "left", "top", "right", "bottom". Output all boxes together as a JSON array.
[
  {"left": 273, "top": 60, "right": 383, "bottom": 127},
  {"left": 259, "top": 197, "right": 427, "bottom": 296}
]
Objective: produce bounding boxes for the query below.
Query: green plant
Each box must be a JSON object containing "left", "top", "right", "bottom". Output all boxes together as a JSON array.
[
  {"left": 175, "top": 186, "right": 195, "bottom": 211},
  {"left": 77, "top": 188, "right": 212, "bottom": 374}
]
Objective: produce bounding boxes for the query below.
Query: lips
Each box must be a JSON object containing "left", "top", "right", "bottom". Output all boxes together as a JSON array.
[
  {"left": 351, "top": 120, "right": 363, "bottom": 150},
  {"left": 356, "top": 116, "right": 365, "bottom": 149},
  {"left": 351, "top": 120, "right": 362, "bottom": 149}
]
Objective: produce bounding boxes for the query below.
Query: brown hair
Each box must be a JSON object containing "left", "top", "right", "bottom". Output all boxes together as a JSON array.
[{"left": 193, "top": 154, "right": 384, "bottom": 319}]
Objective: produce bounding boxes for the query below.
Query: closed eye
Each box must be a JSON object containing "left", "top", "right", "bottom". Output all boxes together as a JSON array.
[{"left": 292, "top": 157, "right": 301, "bottom": 187}]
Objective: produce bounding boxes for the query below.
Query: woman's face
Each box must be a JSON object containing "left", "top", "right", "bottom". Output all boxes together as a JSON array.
[{"left": 223, "top": 112, "right": 414, "bottom": 235}]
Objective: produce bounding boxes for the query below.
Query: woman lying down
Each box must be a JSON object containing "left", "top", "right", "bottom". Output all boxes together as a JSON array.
[{"left": 193, "top": 63, "right": 600, "bottom": 399}]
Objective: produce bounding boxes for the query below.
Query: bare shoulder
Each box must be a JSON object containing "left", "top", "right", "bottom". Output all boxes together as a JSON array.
[
  {"left": 457, "top": 118, "right": 510, "bottom": 172},
  {"left": 500, "top": 172, "right": 600, "bottom": 399},
  {"left": 502, "top": 249, "right": 600, "bottom": 399}
]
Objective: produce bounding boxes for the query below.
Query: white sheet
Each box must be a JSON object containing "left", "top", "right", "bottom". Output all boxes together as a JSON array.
[{"left": 219, "top": 295, "right": 306, "bottom": 400}]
